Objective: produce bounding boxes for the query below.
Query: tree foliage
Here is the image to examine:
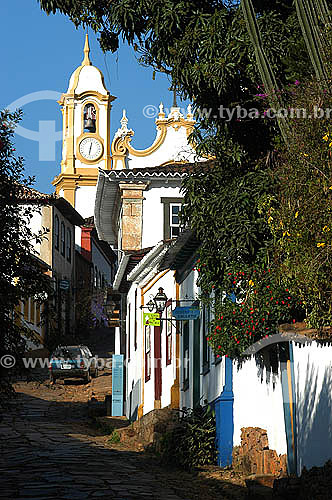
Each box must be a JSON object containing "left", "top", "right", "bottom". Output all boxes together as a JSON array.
[
  {"left": 37, "top": 0, "right": 332, "bottom": 353},
  {"left": 270, "top": 78, "right": 332, "bottom": 329},
  {"left": 0, "top": 110, "right": 51, "bottom": 396}
]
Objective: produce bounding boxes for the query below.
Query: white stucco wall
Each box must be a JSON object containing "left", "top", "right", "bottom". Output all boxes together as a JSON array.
[
  {"left": 25, "top": 206, "right": 42, "bottom": 256},
  {"left": 75, "top": 226, "right": 82, "bottom": 250},
  {"left": 294, "top": 341, "right": 332, "bottom": 473},
  {"left": 201, "top": 354, "right": 225, "bottom": 406},
  {"left": 233, "top": 356, "right": 287, "bottom": 456},
  {"left": 141, "top": 185, "right": 182, "bottom": 248},
  {"left": 125, "top": 268, "right": 177, "bottom": 419},
  {"left": 125, "top": 284, "right": 143, "bottom": 420},
  {"left": 75, "top": 185, "right": 97, "bottom": 218}
]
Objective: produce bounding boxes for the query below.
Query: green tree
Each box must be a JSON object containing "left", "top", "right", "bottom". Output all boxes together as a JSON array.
[
  {"left": 0, "top": 110, "right": 51, "bottom": 397},
  {"left": 37, "top": 0, "right": 332, "bottom": 353}
]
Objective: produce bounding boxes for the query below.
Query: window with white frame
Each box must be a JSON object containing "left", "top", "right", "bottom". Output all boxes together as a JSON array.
[
  {"left": 170, "top": 203, "right": 181, "bottom": 237},
  {"left": 161, "top": 197, "right": 183, "bottom": 239}
]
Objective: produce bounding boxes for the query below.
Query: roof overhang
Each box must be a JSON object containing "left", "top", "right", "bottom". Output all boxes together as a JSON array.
[
  {"left": 160, "top": 229, "right": 200, "bottom": 283},
  {"left": 54, "top": 198, "right": 85, "bottom": 226},
  {"left": 127, "top": 240, "right": 173, "bottom": 285},
  {"left": 113, "top": 254, "right": 131, "bottom": 291}
]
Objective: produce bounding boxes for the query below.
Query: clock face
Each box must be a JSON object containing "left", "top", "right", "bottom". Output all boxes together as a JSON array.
[{"left": 79, "top": 137, "right": 103, "bottom": 161}]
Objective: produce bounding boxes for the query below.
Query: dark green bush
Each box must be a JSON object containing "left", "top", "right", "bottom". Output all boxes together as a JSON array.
[{"left": 159, "top": 405, "right": 217, "bottom": 470}]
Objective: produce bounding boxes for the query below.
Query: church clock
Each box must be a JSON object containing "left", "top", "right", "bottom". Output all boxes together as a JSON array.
[{"left": 79, "top": 137, "right": 103, "bottom": 161}]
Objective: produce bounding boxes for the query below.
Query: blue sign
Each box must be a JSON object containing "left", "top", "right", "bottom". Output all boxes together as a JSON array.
[
  {"left": 172, "top": 306, "right": 200, "bottom": 320},
  {"left": 112, "top": 354, "right": 124, "bottom": 416}
]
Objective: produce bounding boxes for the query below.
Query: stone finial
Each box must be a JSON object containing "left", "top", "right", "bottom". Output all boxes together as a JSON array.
[
  {"left": 82, "top": 33, "right": 92, "bottom": 66},
  {"left": 187, "top": 103, "right": 194, "bottom": 120},
  {"left": 120, "top": 109, "right": 128, "bottom": 131},
  {"left": 114, "top": 109, "right": 132, "bottom": 139},
  {"left": 158, "top": 102, "right": 166, "bottom": 119}
]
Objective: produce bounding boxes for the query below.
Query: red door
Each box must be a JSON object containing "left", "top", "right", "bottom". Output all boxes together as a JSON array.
[{"left": 154, "top": 324, "right": 162, "bottom": 401}]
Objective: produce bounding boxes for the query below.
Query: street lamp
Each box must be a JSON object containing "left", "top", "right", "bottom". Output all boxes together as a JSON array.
[
  {"left": 153, "top": 287, "right": 168, "bottom": 313},
  {"left": 147, "top": 299, "right": 155, "bottom": 312}
]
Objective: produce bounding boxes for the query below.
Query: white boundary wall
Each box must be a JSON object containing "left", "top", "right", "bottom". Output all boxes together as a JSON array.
[
  {"left": 294, "top": 341, "right": 332, "bottom": 473},
  {"left": 233, "top": 356, "right": 287, "bottom": 455}
]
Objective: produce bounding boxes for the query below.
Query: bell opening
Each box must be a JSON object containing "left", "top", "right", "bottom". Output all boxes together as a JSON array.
[{"left": 83, "top": 104, "right": 96, "bottom": 133}]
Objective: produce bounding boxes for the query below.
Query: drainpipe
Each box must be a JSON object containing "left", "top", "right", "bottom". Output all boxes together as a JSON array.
[{"left": 215, "top": 356, "right": 234, "bottom": 467}]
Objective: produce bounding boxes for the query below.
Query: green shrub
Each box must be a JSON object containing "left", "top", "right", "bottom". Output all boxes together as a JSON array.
[
  {"left": 159, "top": 405, "right": 217, "bottom": 471},
  {"left": 108, "top": 430, "right": 120, "bottom": 443}
]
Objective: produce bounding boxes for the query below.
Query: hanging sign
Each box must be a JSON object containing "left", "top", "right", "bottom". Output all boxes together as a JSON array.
[
  {"left": 172, "top": 306, "right": 200, "bottom": 321},
  {"left": 143, "top": 312, "right": 160, "bottom": 326}
]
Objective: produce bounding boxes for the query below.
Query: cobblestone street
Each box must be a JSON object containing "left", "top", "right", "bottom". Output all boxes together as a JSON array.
[
  {"left": 0, "top": 370, "right": 249, "bottom": 500},
  {"left": 0, "top": 372, "right": 186, "bottom": 500}
]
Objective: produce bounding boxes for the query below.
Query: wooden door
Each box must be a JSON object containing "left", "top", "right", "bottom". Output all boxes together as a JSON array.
[{"left": 154, "top": 324, "right": 162, "bottom": 402}]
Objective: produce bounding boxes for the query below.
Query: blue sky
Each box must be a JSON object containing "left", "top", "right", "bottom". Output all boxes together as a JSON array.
[{"left": 1, "top": 1, "right": 183, "bottom": 193}]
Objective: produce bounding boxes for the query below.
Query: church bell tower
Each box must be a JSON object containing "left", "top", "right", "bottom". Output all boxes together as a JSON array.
[{"left": 53, "top": 35, "right": 116, "bottom": 218}]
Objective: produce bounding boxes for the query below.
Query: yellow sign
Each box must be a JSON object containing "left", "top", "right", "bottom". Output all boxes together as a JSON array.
[{"left": 143, "top": 312, "right": 160, "bottom": 326}]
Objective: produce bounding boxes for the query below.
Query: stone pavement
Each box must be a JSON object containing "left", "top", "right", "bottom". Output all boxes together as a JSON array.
[{"left": 0, "top": 380, "right": 186, "bottom": 500}]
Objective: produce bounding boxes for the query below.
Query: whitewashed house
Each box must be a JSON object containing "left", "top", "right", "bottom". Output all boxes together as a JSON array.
[
  {"left": 95, "top": 100, "right": 205, "bottom": 420},
  {"left": 161, "top": 229, "right": 332, "bottom": 476}
]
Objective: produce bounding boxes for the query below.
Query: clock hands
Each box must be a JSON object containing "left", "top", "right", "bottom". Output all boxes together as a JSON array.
[{"left": 80, "top": 138, "right": 102, "bottom": 160}]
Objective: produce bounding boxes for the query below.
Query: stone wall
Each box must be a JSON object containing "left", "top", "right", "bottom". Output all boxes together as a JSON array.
[
  {"left": 233, "top": 427, "right": 287, "bottom": 478},
  {"left": 117, "top": 406, "right": 177, "bottom": 450}
]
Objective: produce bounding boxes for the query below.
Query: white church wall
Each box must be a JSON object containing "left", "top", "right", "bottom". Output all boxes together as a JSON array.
[
  {"left": 73, "top": 101, "right": 83, "bottom": 145},
  {"left": 128, "top": 125, "right": 196, "bottom": 170},
  {"left": 75, "top": 185, "right": 97, "bottom": 218}
]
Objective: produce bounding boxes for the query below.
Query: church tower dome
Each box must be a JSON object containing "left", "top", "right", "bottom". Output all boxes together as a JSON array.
[
  {"left": 52, "top": 34, "right": 116, "bottom": 219},
  {"left": 67, "top": 35, "right": 109, "bottom": 95}
]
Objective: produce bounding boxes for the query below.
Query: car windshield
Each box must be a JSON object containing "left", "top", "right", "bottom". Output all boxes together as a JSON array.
[{"left": 53, "top": 347, "right": 81, "bottom": 359}]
